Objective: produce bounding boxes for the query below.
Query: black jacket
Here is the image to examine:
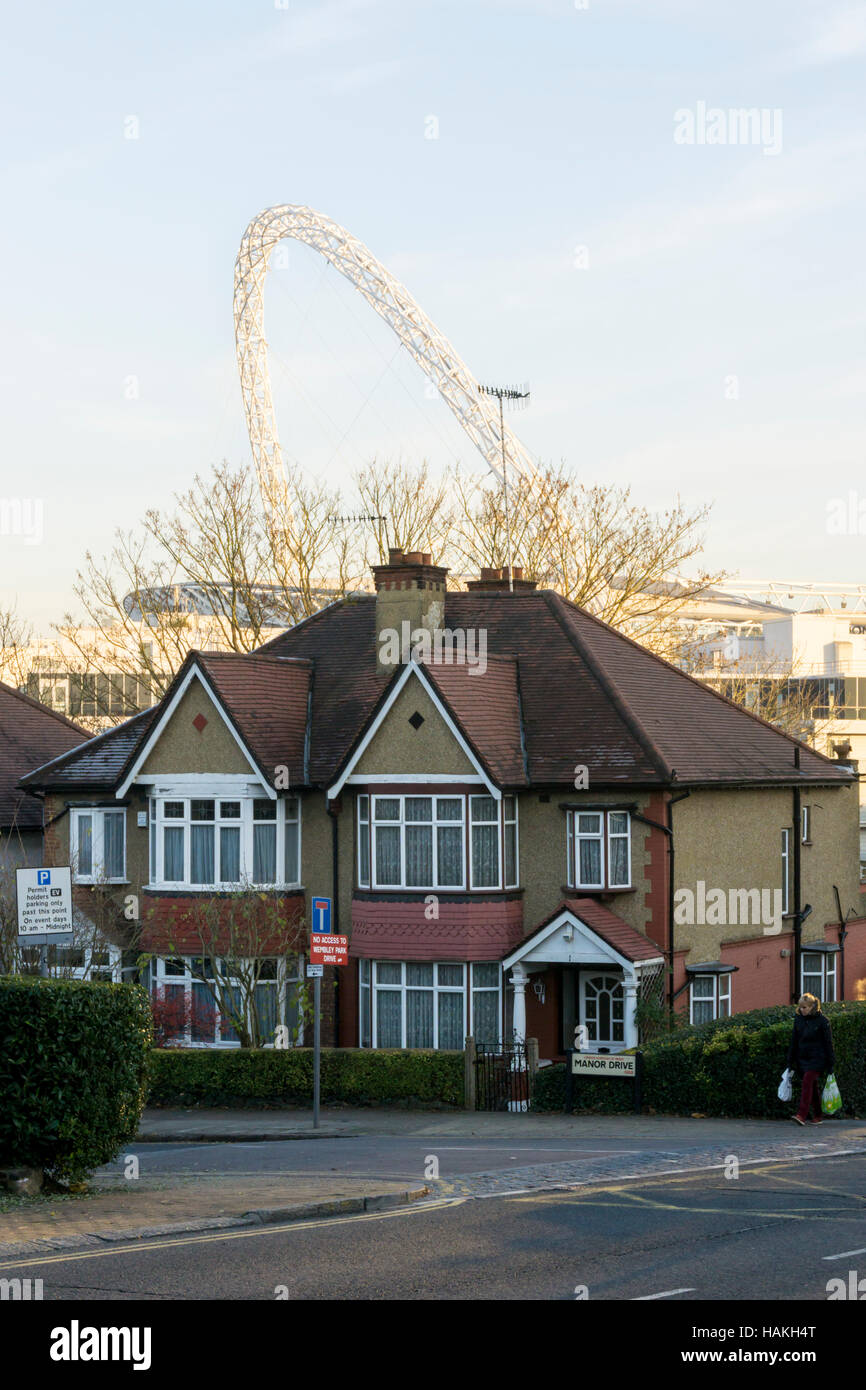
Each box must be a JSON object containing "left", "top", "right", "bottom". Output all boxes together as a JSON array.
[{"left": 786, "top": 1012, "right": 835, "bottom": 1074}]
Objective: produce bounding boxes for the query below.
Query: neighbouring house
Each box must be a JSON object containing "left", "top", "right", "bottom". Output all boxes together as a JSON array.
[
  {"left": 18, "top": 552, "right": 866, "bottom": 1055},
  {"left": 0, "top": 679, "right": 89, "bottom": 872}
]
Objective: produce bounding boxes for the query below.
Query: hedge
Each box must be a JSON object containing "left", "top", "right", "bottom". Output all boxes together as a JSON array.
[
  {"left": 533, "top": 1001, "right": 866, "bottom": 1118},
  {"left": 0, "top": 978, "right": 153, "bottom": 1182},
  {"left": 147, "top": 1046, "right": 464, "bottom": 1108}
]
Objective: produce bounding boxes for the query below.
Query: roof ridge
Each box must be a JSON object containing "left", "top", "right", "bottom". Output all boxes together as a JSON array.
[
  {"left": 543, "top": 592, "right": 673, "bottom": 782},
  {"left": 0, "top": 677, "right": 90, "bottom": 739},
  {"left": 550, "top": 592, "right": 842, "bottom": 774}
]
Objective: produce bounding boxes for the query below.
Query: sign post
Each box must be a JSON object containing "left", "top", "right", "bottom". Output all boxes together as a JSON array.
[
  {"left": 307, "top": 897, "right": 349, "bottom": 1129},
  {"left": 16, "top": 868, "right": 73, "bottom": 977}
]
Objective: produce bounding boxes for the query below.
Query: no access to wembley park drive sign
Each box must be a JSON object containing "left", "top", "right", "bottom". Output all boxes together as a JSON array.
[{"left": 16, "top": 867, "right": 73, "bottom": 945}]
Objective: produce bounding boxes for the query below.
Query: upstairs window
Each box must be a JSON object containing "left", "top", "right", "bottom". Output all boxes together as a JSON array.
[
  {"left": 357, "top": 793, "right": 519, "bottom": 891},
  {"left": 566, "top": 810, "right": 631, "bottom": 890},
  {"left": 71, "top": 808, "right": 126, "bottom": 883},
  {"left": 150, "top": 795, "right": 300, "bottom": 889}
]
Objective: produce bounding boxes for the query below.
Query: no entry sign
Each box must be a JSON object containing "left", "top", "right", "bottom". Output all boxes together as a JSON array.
[{"left": 310, "top": 933, "right": 349, "bottom": 966}]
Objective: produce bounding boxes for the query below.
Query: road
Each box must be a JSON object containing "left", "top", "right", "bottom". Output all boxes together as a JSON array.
[{"left": 6, "top": 1153, "right": 865, "bottom": 1301}]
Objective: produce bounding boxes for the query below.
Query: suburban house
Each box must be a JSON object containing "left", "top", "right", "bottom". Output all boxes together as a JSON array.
[
  {"left": 0, "top": 679, "right": 89, "bottom": 872},
  {"left": 18, "top": 551, "right": 866, "bottom": 1056}
]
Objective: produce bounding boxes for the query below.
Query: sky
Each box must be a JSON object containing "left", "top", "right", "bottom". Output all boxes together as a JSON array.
[{"left": 1, "top": 0, "right": 865, "bottom": 633}]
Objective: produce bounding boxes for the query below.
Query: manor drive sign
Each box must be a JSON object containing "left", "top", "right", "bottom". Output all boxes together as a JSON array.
[{"left": 571, "top": 1053, "right": 637, "bottom": 1077}]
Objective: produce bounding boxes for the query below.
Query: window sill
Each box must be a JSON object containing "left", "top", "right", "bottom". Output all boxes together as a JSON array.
[
  {"left": 143, "top": 883, "right": 304, "bottom": 894},
  {"left": 562, "top": 884, "right": 635, "bottom": 896},
  {"left": 73, "top": 878, "right": 130, "bottom": 887}
]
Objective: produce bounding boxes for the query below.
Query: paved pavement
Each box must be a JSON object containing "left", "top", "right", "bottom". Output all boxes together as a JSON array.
[{"left": 2, "top": 1108, "right": 864, "bottom": 1263}]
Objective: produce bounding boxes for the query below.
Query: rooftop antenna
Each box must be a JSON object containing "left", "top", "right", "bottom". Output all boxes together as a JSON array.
[
  {"left": 477, "top": 384, "right": 530, "bottom": 592},
  {"left": 329, "top": 512, "right": 389, "bottom": 557}
]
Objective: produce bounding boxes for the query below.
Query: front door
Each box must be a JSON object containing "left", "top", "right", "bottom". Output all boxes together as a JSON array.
[{"left": 579, "top": 972, "right": 626, "bottom": 1053}]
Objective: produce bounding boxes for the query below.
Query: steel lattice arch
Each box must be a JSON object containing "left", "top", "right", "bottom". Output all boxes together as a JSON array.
[{"left": 234, "top": 204, "right": 537, "bottom": 502}]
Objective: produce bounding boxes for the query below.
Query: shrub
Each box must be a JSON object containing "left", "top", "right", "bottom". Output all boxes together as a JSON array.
[
  {"left": 533, "top": 1001, "right": 866, "bottom": 1118},
  {"left": 147, "top": 1046, "right": 464, "bottom": 1109},
  {"left": 0, "top": 978, "right": 153, "bottom": 1183}
]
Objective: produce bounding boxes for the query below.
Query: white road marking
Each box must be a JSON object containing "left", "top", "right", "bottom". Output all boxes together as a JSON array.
[
  {"left": 823, "top": 1247, "right": 866, "bottom": 1261},
  {"left": 633, "top": 1288, "right": 696, "bottom": 1300}
]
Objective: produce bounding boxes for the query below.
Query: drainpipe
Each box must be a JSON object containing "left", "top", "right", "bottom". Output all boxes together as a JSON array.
[
  {"left": 792, "top": 749, "right": 802, "bottom": 1003},
  {"left": 833, "top": 885, "right": 848, "bottom": 1000}
]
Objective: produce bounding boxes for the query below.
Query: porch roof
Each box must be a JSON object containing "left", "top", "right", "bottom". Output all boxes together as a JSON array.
[{"left": 502, "top": 897, "right": 664, "bottom": 973}]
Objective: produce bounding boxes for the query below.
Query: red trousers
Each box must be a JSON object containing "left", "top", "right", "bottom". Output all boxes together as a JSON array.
[{"left": 796, "top": 1070, "right": 822, "bottom": 1121}]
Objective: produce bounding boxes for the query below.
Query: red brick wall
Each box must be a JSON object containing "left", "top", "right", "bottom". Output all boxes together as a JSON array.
[
  {"left": 720, "top": 932, "right": 795, "bottom": 1011},
  {"left": 643, "top": 791, "right": 670, "bottom": 954},
  {"left": 141, "top": 890, "right": 305, "bottom": 955},
  {"left": 831, "top": 916, "right": 866, "bottom": 1000}
]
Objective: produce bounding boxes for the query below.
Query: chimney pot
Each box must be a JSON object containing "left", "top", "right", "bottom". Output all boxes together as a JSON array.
[{"left": 388, "top": 547, "right": 404, "bottom": 565}]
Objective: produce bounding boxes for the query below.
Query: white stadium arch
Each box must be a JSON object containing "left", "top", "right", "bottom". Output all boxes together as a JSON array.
[{"left": 233, "top": 204, "right": 537, "bottom": 504}]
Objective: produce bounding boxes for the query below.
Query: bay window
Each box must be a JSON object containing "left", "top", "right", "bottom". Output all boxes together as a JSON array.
[
  {"left": 566, "top": 809, "right": 632, "bottom": 890},
  {"left": 149, "top": 794, "right": 301, "bottom": 889},
  {"left": 151, "top": 955, "right": 303, "bottom": 1047},
  {"left": 357, "top": 792, "right": 518, "bottom": 890},
  {"left": 359, "top": 959, "right": 502, "bottom": 1049},
  {"left": 71, "top": 808, "right": 126, "bottom": 883}
]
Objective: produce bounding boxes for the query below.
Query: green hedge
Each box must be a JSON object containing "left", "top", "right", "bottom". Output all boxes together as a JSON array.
[
  {"left": 0, "top": 978, "right": 153, "bottom": 1182},
  {"left": 534, "top": 1002, "right": 866, "bottom": 1118},
  {"left": 147, "top": 1047, "right": 464, "bottom": 1109}
]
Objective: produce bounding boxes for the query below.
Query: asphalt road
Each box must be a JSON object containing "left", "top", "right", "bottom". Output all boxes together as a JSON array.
[{"left": 8, "top": 1153, "right": 866, "bottom": 1301}]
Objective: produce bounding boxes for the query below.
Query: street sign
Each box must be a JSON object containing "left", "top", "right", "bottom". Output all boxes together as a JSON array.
[
  {"left": 16, "top": 867, "right": 73, "bottom": 944},
  {"left": 306, "top": 962, "right": 324, "bottom": 978},
  {"left": 311, "top": 896, "right": 331, "bottom": 933},
  {"left": 310, "top": 933, "right": 349, "bottom": 966},
  {"left": 571, "top": 1053, "right": 637, "bottom": 1078}
]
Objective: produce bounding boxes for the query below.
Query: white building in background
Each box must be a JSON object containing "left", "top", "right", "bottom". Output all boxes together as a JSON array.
[{"left": 676, "top": 582, "right": 866, "bottom": 879}]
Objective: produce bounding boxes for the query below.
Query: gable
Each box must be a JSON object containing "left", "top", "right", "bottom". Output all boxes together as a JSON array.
[
  {"left": 140, "top": 677, "right": 253, "bottom": 777},
  {"left": 355, "top": 675, "right": 476, "bottom": 777}
]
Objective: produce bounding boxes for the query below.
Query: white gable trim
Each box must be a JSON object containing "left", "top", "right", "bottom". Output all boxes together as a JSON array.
[
  {"left": 116, "top": 664, "right": 270, "bottom": 800},
  {"left": 327, "top": 660, "right": 498, "bottom": 801}
]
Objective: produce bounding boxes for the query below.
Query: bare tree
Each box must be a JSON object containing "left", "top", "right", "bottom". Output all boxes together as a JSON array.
[{"left": 0, "top": 602, "right": 33, "bottom": 688}]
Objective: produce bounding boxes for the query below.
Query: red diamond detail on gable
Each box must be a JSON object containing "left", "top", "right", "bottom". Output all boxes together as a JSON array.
[{"left": 192, "top": 713, "right": 208, "bottom": 733}]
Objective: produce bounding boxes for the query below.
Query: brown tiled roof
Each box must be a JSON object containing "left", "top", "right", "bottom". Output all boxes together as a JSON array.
[
  {"left": 0, "top": 680, "right": 90, "bottom": 828},
  {"left": 195, "top": 653, "right": 311, "bottom": 787},
  {"left": 562, "top": 897, "right": 664, "bottom": 963},
  {"left": 20, "top": 588, "right": 853, "bottom": 795},
  {"left": 18, "top": 707, "right": 157, "bottom": 791}
]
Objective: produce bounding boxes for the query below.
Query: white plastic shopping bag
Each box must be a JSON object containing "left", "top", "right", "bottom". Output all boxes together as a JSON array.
[
  {"left": 777, "top": 1068, "right": 794, "bottom": 1102},
  {"left": 821, "top": 1073, "right": 842, "bottom": 1115}
]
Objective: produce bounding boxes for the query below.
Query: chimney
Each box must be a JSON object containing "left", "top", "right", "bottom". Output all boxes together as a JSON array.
[
  {"left": 372, "top": 548, "right": 449, "bottom": 674},
  {"left": 466, "top": 565, "right": 537, "bottom": 592}
]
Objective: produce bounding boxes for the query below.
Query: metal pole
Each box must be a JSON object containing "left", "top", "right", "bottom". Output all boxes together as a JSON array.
[
  {"left": 313, "top": 973, "right": 321, "bottom": 1129},
  {"left": 500, "top": 394, "right": 514, "bottom": 593},
  {"left": 39, "top": 945, "right": 49, "bottom": 978}
]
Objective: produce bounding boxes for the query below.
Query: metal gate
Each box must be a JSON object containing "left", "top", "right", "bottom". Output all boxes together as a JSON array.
[{"left": 474, "top": 1042, "right": 534, "bottom": 1111}]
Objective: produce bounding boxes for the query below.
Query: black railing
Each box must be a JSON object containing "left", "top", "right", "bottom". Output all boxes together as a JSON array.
[{"left": 474, "top": 1042, "right": 534, "bottom": 1111}]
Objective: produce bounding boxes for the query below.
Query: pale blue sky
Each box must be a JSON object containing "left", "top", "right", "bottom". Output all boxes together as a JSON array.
[{"left": 2, "top": 0, "right": 865, "bottom": 631}]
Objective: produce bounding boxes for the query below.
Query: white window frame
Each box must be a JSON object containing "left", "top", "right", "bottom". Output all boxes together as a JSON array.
[
  {"left": 801, "top": 950, "right": 837, "bottom": 1002},
  {"left": 689, "top": 972, "right": 732, "bottom": 1025},
  {"left": 567, "top": 810, "right": 631, "bottom": 890},
  {"left": 503, "top": 795, "right": 519, "bottom": 890},
  {"left": 71, "top": 807, "right": 127, "bottom": 883},
  {"left": 470, "top": 962, "right": 503, "bottom": 1047},
  {"left": 781, "top": 827, "right": 791, "bottom": 915},
  {"left": 151, "top": 955, "right": 303, "bottom": 1048},
  {"left": 148, "top": 793, "right": 301, "bottom": 890},
  {"left": 469, "top": 794, "right": 502, "bottom": 890},
  {"left": 369, "top": 794, "right": 468, "bottom": 891},
  {"left": 801, "top": 805, "right": 811, "bottom": 844},
  {"left": 362, "top": 960, "right": 467, "bottom": 1049}
]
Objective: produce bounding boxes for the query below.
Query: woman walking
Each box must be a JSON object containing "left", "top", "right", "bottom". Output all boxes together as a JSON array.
[{"left": 786, "top": 993, "right": 835, "bottom": 1126}]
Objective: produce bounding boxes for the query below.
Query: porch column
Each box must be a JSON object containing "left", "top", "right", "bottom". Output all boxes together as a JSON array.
[
  {"left": 623, "top": 974, "right": 639, "bottom": 1049},
  {"left": 510, "top": 963, "right": 528, "bottom": 1046}
]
